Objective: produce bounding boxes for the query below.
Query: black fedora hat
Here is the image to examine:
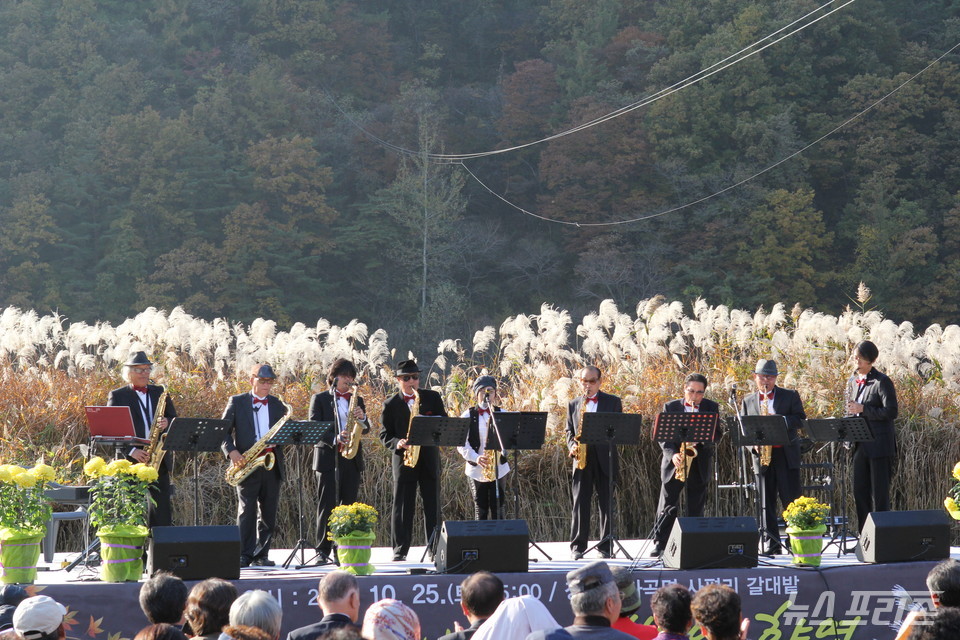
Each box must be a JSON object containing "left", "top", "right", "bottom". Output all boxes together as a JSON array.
[
  {"left": 250, "top": 363, "right": 277, "bottom": 379},
  {"left": 395, "top": 359, "right": 421, "bottom": 376},
  {"left": 123, "top": 351, "right": 153, "bottom": 367}
]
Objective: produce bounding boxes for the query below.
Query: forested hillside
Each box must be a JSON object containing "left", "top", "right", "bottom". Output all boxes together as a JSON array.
[{"left": 1, "top": 0, "right": 958, "bottom": 351}]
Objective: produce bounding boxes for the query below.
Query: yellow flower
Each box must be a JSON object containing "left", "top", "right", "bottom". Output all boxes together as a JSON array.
[
  {"left": 13, "top": 469, "right": 39, "bottom": 489},
  {"left": 952, "top": 462, "right": 960, "bottom": 482},
  {"left": 0, "top": 465, "right": 14, "bottom": 483},
  {"left": 132, "top": 464, "right": 159, "bottom": 483},
  {"left": 946, "top": 497, "right": 958, "bottom": 511},
  {"left": 33, "top": 463, "right": 56, "bottom": 482},
  {"left": 84, "top": 457, "right": 107, "bottom": 477},
  {"left": 104, "top": 459, "right": 133, "bottom": 476}
]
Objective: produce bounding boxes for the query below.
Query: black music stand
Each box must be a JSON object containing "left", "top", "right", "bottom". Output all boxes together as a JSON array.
[
  {"left": 494, "top": 411, "right": 551, "bottom": 560},
  {"left": 407, "top": 416, "right": 470, "bottom": 562},
  {"left": 803, "top": 417, "right": 872, "bottom": 556},
  {"left": 738, "top": 415, "right": 791, "bottom": 550},
  {"left": 579, "top": 412, "right": 643, "bottom": 560},
  {"left": 163, "top": 418, "right": 231, "bottom": 527},
  {"left": 268, "top": 420, "right": 333, "bottom": 568}
]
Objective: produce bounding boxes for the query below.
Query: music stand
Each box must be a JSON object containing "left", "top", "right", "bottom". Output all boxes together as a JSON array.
[
  {"left": 738, "top": 415, "right": 791, "bottom": 550},
  {"left": 267, "top": 420, "right": 333, "bottom": 568},
  {"left": 407, "top": 416, "right": 470, "bottom": 562},
  {"left": 803, "top": 417, "right": 872, "bottom": 556},
  {"left": 162, "top": 418, "right": 231, "bottom": 526},
  {"left": 494, "top": 411, "right": 551, "bottom": 560},
  {"left": 579, "top": 412, "right": 643, "bottom": 560}
]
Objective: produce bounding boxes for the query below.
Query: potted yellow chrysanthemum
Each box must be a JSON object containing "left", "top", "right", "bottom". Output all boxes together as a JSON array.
[
  {"left": 84, "top": 456, "right": 158, "bottom": 582},
  {"left": 945, "top": 462, "right": 960, "bottom": 520},
  {"left": 328, "top": 502, "right": 378, "bottom": 576},
  {"left": 0, "top": 462, "right": 56, "bottom": 584},
  {"left": 783, "top": 496, "right": 830, "bottom": 567}
]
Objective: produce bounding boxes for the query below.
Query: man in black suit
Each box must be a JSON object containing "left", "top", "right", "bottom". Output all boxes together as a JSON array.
[
  {"left": 651, "top": 372, "right": 720, "bottom": 556},
  {"left": 845, "top": 340, "right": 898, "bottom": 533},
  {"left": 437, "top": 571, "right": 504, "bottom": 640},
  {"left": 107, "top": 351, "right": 178, "bottom": 528},
  {"left": 741, "top": 359, "right": 805, "bottom": 555},
  {"left": 284, "top": 571, "right": 359, "bottom": 640},
  {"left": 378, "top": 359, "right": 448, "bottom": 561},
  {"left": 222, "top": 363, "right": 288, "bottom": 567},
  {"left": 310, "top": 358, "right": 370, "bottom": 562},
  {"left": 566, "top": 366, "right": 623, "bottom": 560}
]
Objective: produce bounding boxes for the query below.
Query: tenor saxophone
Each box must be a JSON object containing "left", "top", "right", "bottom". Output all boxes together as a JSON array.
[
  {"left": 144, "top": 388, "right": 169, "bottom": 471},
  {"left": 340, "top": 383, "right": 364, "bottom": 460},
  {"left": 573, "top": 396, "right": 588, "bottom": 470},
  {"left": 674, "top": 443, "right": 698, "bottom": 482},
  {"left": 481, "top": 407, "right": 501, "bottom": 482},
  {"left": 402, "top": 389, "right": 421, "bottom": 468},
  {"left": 225, "top": 397, "right": 292, "bottom": 487}
]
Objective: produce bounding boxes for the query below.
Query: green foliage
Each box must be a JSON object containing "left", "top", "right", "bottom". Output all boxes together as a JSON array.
[{"left": 0, "top": 464, "right": 55, "bottom": 535}]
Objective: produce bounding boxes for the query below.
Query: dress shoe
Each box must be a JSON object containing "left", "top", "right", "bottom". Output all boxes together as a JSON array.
[
  {"left": 649, "top": 544, "right": 664, "bottom": 558},
  {"left": 393, "top": 553, "right": 406, "bottom": 562},
  {"left": 599, "top": 550, "right": 613, "bottom": 559},
  {"left": 572, "top": 550, "right": 585, "bottom": 561},
  {"left": 762, "top": 542, "right": 783, "bottom": 557},
  {"left": 252, "top": 557, "right": 275, "bottom": 567},
  {"left": 240, "top": 556, "right": 252, "bottom": 568}
]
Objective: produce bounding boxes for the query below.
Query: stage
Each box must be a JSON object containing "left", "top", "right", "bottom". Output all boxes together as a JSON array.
[{"left": 27, "top": 538, "right": 947, "bottom": 640}]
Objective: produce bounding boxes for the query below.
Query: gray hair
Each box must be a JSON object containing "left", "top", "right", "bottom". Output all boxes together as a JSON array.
[
  {"left": 318, "top": 571, "right": 358, "bottom": 606},
  {"left": 229, "top": 591, "right": 282, "bottom": 639},
  {"left": 571, "top": 582, "right": 618, "bottom": 617}
]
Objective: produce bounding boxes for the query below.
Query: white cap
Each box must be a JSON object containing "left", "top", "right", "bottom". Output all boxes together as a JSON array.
[{"left": 13, "top": 596, "right": 67, "bottom": 640}]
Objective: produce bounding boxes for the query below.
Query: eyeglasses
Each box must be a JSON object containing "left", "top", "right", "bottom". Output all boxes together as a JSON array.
[
  {"left": 580, "top": 378, "right": 599, "bottom": 384},
  {"left": 131, "top": 367, "right": 152, "bottom": 374},
  {"left": 399, "top": 374, "right": 420, "bottom": 381},
  {"left": 257, "top": 378, "right": 275, "bottom": 384}
]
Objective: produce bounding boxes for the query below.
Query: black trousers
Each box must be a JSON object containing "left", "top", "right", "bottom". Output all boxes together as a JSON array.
[
  {"left": 148, "top": 467, "right": 173, "bottom": 528},
  {"left": 469, "top": 478, "right": 506, "bottom": 520},
  {"left": 570, "top": 463, "right": 612, "bottom": 555},
  {"left": 316, "top": 458, "right": 362, "bottom": 554},
  {"left": 236, "top": 466, "right": 281, "bottom": 560},
  {"left": 853, "top": 448, "right": 894, "bottom": 532},
  {"left": 653, "top": 461, "right": 709, "bottom": 545},
  {"left": 757, "top": 448, "right": 800, "bottom": 547},
  {"left": 391, "top": 463, "right": 438, "bottom": 557}
]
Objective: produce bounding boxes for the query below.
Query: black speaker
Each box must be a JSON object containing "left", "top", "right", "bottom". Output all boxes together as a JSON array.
[
  {"left": 662, "top": 517, "right": 759, "bottom": 569},
  {"left": 435, "top": 519, "right": 528, "bottom": 573},
  {"left": 855, "top": 510, "right": 951, "bottom": 564},
  {"left": 148, "top": 526, "right": 241, "bottom": 580}
]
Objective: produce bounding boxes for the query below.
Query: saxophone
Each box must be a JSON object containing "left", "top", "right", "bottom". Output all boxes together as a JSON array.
[
  {"left": 144, "top": 388, "right": 169, "bottom": 471},
  {"left": 481, "top": 408, "right": 500, "bottom": 482},
  {"left": 402, "top": 389, "right": 421, "bottom": 468},
  {"left": 758, "top": 391, "right": 772, "bottom": 467},
  {"left": 573, "top": 396, "right": 588, "bottom": 470},
  {"left": 340, "top": 384, "right": 364, "bottom": 460},
  {"left": 225, "top": 397, "right": 292, "bottom": 487},
  {"left": 674, "top": 443, "right": 698, "bottom": 482}
]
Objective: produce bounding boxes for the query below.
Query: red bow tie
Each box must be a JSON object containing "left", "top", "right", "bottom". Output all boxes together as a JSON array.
[
  {"left": 403, "top": 394, "right": 416, "bottom": 403},
  {"left": 586, "top": 396, "right": 598, "bottom": 404},
  {"left": 761, "top": 392, "right": 774, "bottom": 401},
  {"left": 132, "top": 385, "right": 148, "bottom": 394},
  {"left": 685, "top": 402, "right": 699, "bottom": 410},
  {"left": 336, "top": 391, "right": 352, "bottom": 401},
  {"left": 856, "top": 378, "right": 867, "bottom": 386},
  {"left": 253, "top": 397, "right": 268, "bottom": 407},
  {"left": 477, "top": 407, "right": 490, "bottom": 416}
]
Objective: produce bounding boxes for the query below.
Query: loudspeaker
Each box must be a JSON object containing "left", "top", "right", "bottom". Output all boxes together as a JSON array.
[
  {"left": 662, "top": 517, "right": 759, "bottom": 569},
  {"left": 435, "top": 519, "right": 528, "bottom": 573},
  {"left": 148, "top": 526, "right": 241, "bottom": 580},
  {"left": 855, "top": 510, "right": 951, "bottom": 564}
]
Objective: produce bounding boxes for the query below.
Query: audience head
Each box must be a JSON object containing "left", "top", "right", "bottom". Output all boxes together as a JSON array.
[
  {"left": 0, "top": 606, "right": 16, "bottom": 632},
  {"left": 908, "top": 608, "right": 960, "bottom": 640},
  {"left": 140, "top": 571, "right": 189, "bottom": 625},
  {"left": 460, "top": 571, "right": 504, "bottom": 621},
  {"left": 361, "top": 599, "right": 420, "bottom": 640},
  {"left": 691, "top": 584, "right": 746, "bottom": 640},
  {"left": 185, "top": 578, "right": 239, "bottom": 638},
  {"left": 566, "top": 561, "right": 621, "bottom": 623},
  {"left": 927, "top": 559, "right": 960, "bottom": 608},
  {"left": 651, "top": 584, "right": 693, "bottom": 634},
  {"left": 228, "top": 591, "right": 282, "bottom": 640},
  {"left": 220, "top": 626, "right": 273, "bottom": 640},
  {"left": 133, "top": 624, "right": 188, "bottom": 640},
  {"left": 318, "top": 571, "right": 361, "bottom": 622},
  {"left": 471, "top": 596, "right": 560, "bottom": 640},
  {"left": 610, "top": 566, "right": 642, "bottom": 618},
  {"left": 13, "top": 596, "right": 67, "bottom": 640},
  {"left": 0, "top": 586, "right": 29, "bottom": 608}
]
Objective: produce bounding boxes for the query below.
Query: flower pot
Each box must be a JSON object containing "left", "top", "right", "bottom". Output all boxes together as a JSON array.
[
  {"left": 97, "top": 525, "right": 148, "bottom": 582},
  {"left": 0, "top": 530, "right": 44, "bottom": 584},
  {"left": 786, "top": 525, "right": 827, "bottom": 567},
  {"left": 333, "top": 530, "right": 376, "bottom": 576}
]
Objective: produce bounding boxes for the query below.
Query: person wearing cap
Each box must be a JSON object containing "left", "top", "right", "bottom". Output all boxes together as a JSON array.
[
  {"left": 222, "top": 363, "right": 289, "bottom": 567},
  {"left": 107, "top": 350, "right": 179, "bottom": 527},
  {"left": 378, "top": 359, "right": 448, "bottom": 561},
  {"left": 12, "top": 596, "right": 68, "bottom": 640},
  {"left": 457, "top": 376, "right": 510, "bottom": 520},
  {"left": 567, "top": 366, "right": 623, "bottom": 560},
  {"left": 610, "top": 566, "right": 657, "bottom": 639},
  {"left": 741, "top": 358, "right": 805, "bottom": 556},
  {"left": 310, "top": 358, "right": 371, "bottom": 563},
  {"left": 689, "top": 584, "right": 749, "bottom": 640},
  {"left": 650, "top": 373, "right": 720, "bottom": 557},
  {"left": 527, "top": 561, "right": 634, "bottom": 640},
  {"left": 844, "top": 340, "right": 898, "bottom": 533}
]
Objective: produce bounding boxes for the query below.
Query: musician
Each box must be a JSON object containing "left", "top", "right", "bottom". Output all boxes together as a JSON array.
[
  {"left": 378, "top": 359, "right": 448, "bottom": 561},
  {"left": 567, "top": 366, "right": 622, "bottom": 560},
  {"left": 845, "top": 340, "right": 898, "bottom": 533},
  {"left": 221, "top": 364, "right": 288, "bottom": 567},
  {"left": 106, "top": 351, "right": 177, "bottom": 528},
  {"left": 741, "top": 359, "right": 805, "bottom": 556},
  {"left": 651, "top": 373, "right": 719, "bottom": 556},
  {"left": 457, "top": 375, "right": 510, "bottom": 520},
  {"left": 310, "top": 358, "right": 370, "bottom": 562}
]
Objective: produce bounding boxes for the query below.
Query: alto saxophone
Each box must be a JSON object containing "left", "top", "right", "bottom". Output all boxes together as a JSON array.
[
  {"left": 674, "top": 442, "right": 698, "bottom": 482},
  {"left": 144, "top": 388, "right": 169, "bottom": 471},
  {"left": 340, "top": 383, "right": 364, "bottom": 460},
  {"left": 402, "top": 389, "right": 421, "bottom": 468},
  {"left": 481, "top": 407, "right": 501, "bottom": 482},
  {"left": 573, "top": 396, "right": 588, "bottom": 470},
  {"left": 758, "top": 391, "right": 772, "bottom": 467},
  {"left": 225, "top": 397, "right": 292, "bottom": 487}
]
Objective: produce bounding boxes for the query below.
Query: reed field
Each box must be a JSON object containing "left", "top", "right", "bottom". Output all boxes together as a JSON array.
[{"left": 2, "top": 293, "right": 959, "bottom": 549}]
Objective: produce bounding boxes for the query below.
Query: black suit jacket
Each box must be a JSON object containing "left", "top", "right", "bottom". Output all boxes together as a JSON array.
[
  {"left": 437, "top": 618, "right": 486, "bottom": 640},
  {"left": 106, "top": 384, "right": 178, "bottom": 472},
  {"left": 848, "top": 368, "right": 898, "bottom": 458},
  {"left": 565, "top": 391, "right": 623, "bottom": 476},
  {"left": 659, "top": 398, "right": 720, "bottom": 484},
  {"left": 221, "top": 392, "right": 288, "bottom": 481},
  {"left": 309, "top": 391, "right": 370, "bottom": 472},
  {"left": 741, "top": 386, "right": 805, "bottom": 469},
  {"left": 285, "top": 614, "right": 356, "bottom": 640},
  {"left": 379, "top": 388, "right": 448, "bottom": 478}
]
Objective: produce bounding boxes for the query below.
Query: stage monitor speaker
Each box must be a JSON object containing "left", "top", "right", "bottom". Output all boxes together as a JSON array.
[
  {"left": 435, "top": 519, "right": 528, "bottom": 573},
  {"left": 148, "top": 525, "right": 241, "bottom": 580},
  {"left": 855, "top": 510, "right": 951, "bottom": 564},
  {"left": 662, "top": 517, "right": 759, "bottom": 569}
]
